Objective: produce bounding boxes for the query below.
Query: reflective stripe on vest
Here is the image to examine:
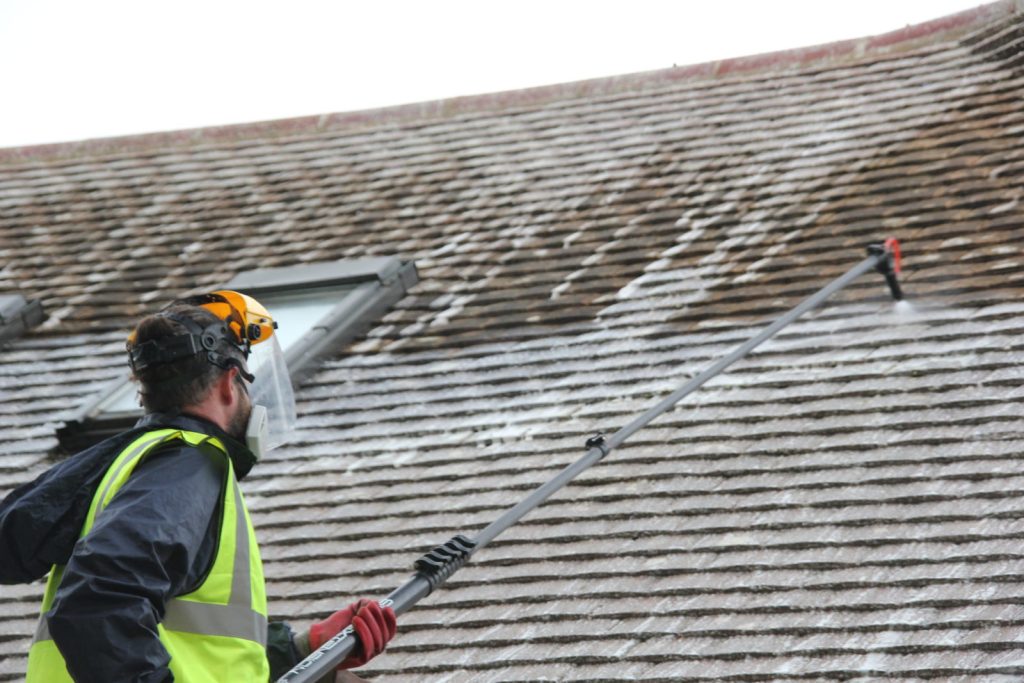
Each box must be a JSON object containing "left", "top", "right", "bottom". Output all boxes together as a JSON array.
[{"left": 27, "top": 429, "right": 269, "bottom": 682}]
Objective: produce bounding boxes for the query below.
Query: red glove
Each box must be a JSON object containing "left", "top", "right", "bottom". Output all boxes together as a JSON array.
[{"left": 308, "top": 599, "right": 397, "bottom": 669}]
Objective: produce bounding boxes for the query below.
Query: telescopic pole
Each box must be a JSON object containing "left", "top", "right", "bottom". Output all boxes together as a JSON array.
[{"left": 277, "top": 241, "right": 903, "bottom": 683}]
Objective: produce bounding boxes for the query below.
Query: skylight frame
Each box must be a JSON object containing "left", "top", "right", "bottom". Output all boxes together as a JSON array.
[
  {"left": 226, "top": 257, "right": 417, "bottom": 384},
  {"left": 56, "top": 257, "right": 418, "bottom": 453}
]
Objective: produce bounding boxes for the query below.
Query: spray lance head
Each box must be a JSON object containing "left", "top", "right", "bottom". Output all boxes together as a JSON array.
[{"left": 866, "top": 237, "right": 903, "bottom": 301}]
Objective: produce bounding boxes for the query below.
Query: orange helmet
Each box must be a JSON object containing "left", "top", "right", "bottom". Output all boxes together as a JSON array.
[
  {"left": 127, "top": 290, "right": 278, "bottom": 382},
  {"left": 181, "top": 290, "right": 276, "bottom": 351}
]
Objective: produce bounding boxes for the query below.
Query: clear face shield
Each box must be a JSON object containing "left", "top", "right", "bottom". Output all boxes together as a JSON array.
[
  {"left": 179, "top": 289, "right": 297, "bottom": 461},
  {"left": 245, "top": 334, "right": 297, "bottom": 459}
]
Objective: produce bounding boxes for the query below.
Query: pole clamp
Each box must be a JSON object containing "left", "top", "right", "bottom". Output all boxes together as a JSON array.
[
  {"left": 414, "top": 534, "right": 477, "bottom": 593},
  {"left": 585, "top": 433, "right": 609, "bottom": 455}
]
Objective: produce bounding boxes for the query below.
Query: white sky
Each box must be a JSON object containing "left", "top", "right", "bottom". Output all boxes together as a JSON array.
[{"left": 0, "top": 0, "right": 991, "bottom": 149}]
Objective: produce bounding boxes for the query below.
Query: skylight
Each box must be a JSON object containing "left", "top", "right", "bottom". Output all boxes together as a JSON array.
[
  {"left": 257, "top": 286, "right": 356, "bottom": 352},
  {"left": 57, "top": 257, "right": 417, "bottom": 452}
]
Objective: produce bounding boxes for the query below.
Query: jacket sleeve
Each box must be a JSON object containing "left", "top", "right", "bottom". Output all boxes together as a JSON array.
[
  {"left": 0, "top": 431, "right": 136, "bottom": 584},
  {"left": 267, "top": 620, "right": 302, "bottom": 681},
  {"left": 46, "top": 445, "right": 226, "bottom": 683}
]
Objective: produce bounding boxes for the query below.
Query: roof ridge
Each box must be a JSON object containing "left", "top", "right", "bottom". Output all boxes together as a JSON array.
[{"left": 0, "top": 0, "right": 1016, "bottom": 168}]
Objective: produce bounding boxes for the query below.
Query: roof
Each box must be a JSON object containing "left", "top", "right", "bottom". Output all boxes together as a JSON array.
[{"left": 3, "top": 1, "right": 1024, "bottom": 679}]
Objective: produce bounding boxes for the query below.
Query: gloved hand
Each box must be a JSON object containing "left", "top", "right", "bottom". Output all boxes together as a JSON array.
[{"left": 307, "top": 599, "right": 397, "bottom": 669}]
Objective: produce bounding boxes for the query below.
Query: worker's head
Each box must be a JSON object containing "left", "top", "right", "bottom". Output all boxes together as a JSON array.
[
  {"left": 128, "top": 304, "right": 249, "bottom": 416},
  {"left": 126, "top": 291, "right": 296, "bottom": 460}
]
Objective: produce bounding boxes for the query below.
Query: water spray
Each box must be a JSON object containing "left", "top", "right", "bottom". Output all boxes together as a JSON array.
[{"left": 278, "top": 238, "right": 906, "bottom": 682}]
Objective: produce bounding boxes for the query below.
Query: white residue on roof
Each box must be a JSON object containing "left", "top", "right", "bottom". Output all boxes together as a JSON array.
[
  {"left": 389, "top": 448, "right": 419, "bottom": 468},
  {"left": 430, "top": 294, "right": 473, "bottom": 327},
  {"left": 179, "top": 241, "right": 203, "bottom": 260},
  {"left": 941, "top": 236, "right": 971, "bottom": 249},
  {"left": 430, "top": 232, "right": 469, "bottom": 257},
  {"left": 609, "top": 227, "right": 755, "bottom": 315},
  {"left": 561, "top": 227, "right": 585, "bottom": 250},
  {"left": 988, "top": 193, "right": 1019, "bottom": 214},
  {"left": 733, "top": 258, "right": 768, "bottom": 284},
  {"left": 612, "top": 264, "right": 723, "bottom": 308},
  {"left": 549, "top": 280, "right": 572, "bottom": 300},
  {"left": 665, "top": 230, "right": 705, "bottom": 255},
  {"left": 399, "top": 321, "right": 426, "bottom": 337},
  {"left": 644, "top": 257, "right": 673, "bottom": 272},
  {"left": 85, "top": 270, "right": 119, "bottom": 284},
  {"left": 429, "top": 292, "right": 456, "bottom": 309}
]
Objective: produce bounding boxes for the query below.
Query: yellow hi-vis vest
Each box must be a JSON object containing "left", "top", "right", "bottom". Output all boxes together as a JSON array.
[{"left": 26, "top": 428, "right": 270, "bottom": 683}]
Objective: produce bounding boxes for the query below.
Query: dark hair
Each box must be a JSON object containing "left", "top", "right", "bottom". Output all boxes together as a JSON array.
[{"left": 128, "top": 305, "right": 232, "bottom": 414}]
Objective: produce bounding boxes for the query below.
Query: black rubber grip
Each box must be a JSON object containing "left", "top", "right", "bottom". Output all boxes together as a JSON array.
[{"left": 413, "top": 534, "right": 476, "bottom": 592}]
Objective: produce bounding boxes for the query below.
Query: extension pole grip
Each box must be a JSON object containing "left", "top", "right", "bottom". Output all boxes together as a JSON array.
[
  {"left": 277, "top": 537, "right": 475, "bottom": 683},
  {"left": 274, "top": 581, "right": 429, "bottom": 682},
  {"left": 278, "top": 248, "right": 893, "bottom": 683}
]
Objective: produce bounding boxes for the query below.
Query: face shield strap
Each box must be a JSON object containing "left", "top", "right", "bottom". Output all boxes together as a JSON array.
[
  {"left": 128, "top": 334, "right": 202, "bottom": 374},
  {"left": 130, "top": 313, "right": 255, "bottom": 383},
  {"left": 176, "top": 292, "right": 253, "bottom": 354}
]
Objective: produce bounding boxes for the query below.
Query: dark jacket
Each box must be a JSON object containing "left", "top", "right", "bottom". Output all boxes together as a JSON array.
[{"left": 0, "top": 412, "right": 299, "bottom": 682}]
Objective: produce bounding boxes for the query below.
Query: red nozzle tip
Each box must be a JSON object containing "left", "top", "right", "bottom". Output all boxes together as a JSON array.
[{"left": 883, "top": 237, "right": 902, "bottom": 274}]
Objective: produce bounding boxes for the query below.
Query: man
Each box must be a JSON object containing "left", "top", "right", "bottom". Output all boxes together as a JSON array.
[{"left": 0, "top": 291, "right": 395, "bottom": 682}]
